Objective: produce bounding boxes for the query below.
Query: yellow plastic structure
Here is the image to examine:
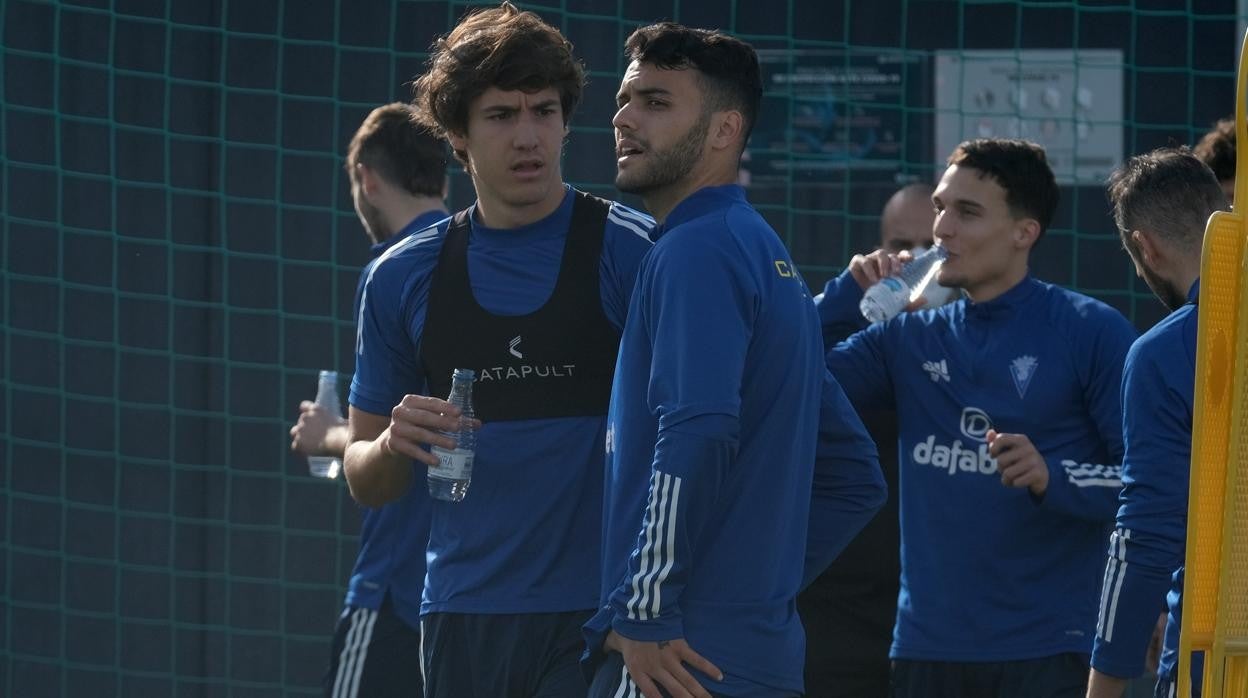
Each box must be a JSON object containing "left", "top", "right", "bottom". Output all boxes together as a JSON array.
[{"left": 1178, "top": 30, "right": 1248, "bottom": 698}]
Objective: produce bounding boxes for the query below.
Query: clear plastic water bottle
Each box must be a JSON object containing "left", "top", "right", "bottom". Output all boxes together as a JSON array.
[
  {"left": 307, "top": 370, "right": 343, "bottom": 479},
  {"left": 428, "top": 369, "right": 476, "bottom": 502},
  {"left": 859, "top": 245, "right": 949, "bottom": 323}
]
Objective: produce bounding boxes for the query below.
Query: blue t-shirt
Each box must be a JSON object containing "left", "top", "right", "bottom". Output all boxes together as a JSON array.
[
  {"left": 827, "top": 275, "right": 1137, "bottom": 661},
  {"left": 586, "top": 185, "right": 886, "bottom": 696},
  {"left": 343, "top": 210, "right": 447, "bottom": 630},
  {"left": 1091, "top": 281, "right": 1200, "bottom": 690},
  {"left": 350, "top": 187, "right": 653, "bottom": 616}
]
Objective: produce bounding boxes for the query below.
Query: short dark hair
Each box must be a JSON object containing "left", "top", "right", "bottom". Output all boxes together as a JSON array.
[
  {"left": 623, "top": 23, "right": 762, "bottom": 149},
  {"left": 947, "top": 138, "right": 1059, "bottom": 234},
  {"left": 1106, "top": 146, "right": 1227, "bottom": 254},
  {"left": 1193, "top": 117, "right": 1235, "bottom": 183},
  {"left": 346, "top": 103, "right": 446, "bottom": 197},
  {"left": 412, "top": 1, "right": 585, "bottom": 161}
]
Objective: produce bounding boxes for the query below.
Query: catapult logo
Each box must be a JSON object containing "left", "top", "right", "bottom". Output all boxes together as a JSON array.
[
  {"left": 911, "top": 406, "right": 999, "bottom": 476},
  {"left": 476, "top": 334, "right": 577, "bottom": 382}
]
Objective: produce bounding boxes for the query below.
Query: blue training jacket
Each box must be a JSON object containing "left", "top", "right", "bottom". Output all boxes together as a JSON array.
[
  {"left": 825, "top": 272, "right": 1136, "bottom": 661},
  {"left": 586, "top": 186, "right": 886, "bottom": 697},
  {"left": 1092, "top": 281, "right": 1201, "bottom": 692}
]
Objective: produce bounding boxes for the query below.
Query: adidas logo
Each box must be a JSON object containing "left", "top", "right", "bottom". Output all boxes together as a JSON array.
[{"left": 922, "top": 359, "right": 951, "bottom": 382}]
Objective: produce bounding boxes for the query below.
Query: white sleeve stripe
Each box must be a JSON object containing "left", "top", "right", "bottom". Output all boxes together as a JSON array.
[
  {"left": 1067, "top": 477, "right": 1124, "bottom": 488},
  {"left": 612, "top": 665, "right": 635, "bottom": 698},
  {"left": 650, "top": 475, "right": 682, "bottom": 618},
  {"left": 1101, "top": 529, "right": 1132, "bottom": 643},
  {"left": 626, "top": 472, "right": 662, "bottom": 620},
  {"left": 608, "top": 211, "right": 652, "bottom": 241},
  {"left": 609, "top": 203, "right": 655, "bottom": 227},
  {"left": 1096, "top": 554, "right": 1116, "bottom": 638},
  {"left": 636, "top": 473, "right": 673, "bottom": 619},
  {"left": 1065, "top": 464, "right": 1124, "bottom": 476}
]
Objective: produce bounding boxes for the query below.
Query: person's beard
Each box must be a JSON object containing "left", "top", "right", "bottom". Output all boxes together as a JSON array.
[
  {"left": 1139, "top": 261, "right": 1187, "bottom": 311},
  {"left": 616, "top": 111, "right": 710, "bottom": 196},
  {"left": 357, "top": 196, "right": 390, "bottom": 245}
]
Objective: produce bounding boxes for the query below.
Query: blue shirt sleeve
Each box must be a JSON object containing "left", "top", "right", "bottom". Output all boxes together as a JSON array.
[
  {"left": 606, "top": 231, "right": 751, "bottom": 643},
  {"left": 802, "top": 369, "right": 886, "bottom": 588},
  {"left": 349, "top": 249, "right": 432, "bottom": 416},
  {"left": 1091, "top": 328, "right": 1192, "bottom": 677},
  {"left": 826, "top": 320, "right": 897, "bottom": 413},
  {"left": 599, "top": 202, "right": 655, "bottom": 332},
  {"left": 1034, "top": 307, "right": 1135, "bottom": 521},
  {"left": 814, "top": 269, "right": 869, "bottom": 348}
]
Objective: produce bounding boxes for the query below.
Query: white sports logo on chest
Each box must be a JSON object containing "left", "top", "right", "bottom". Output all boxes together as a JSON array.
[{"left": 922, "top": 359, "right": 951, "bottom": 382}]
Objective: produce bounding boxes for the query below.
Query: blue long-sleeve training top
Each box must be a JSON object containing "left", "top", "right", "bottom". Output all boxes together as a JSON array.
[
  {"left": 1092, "top": 281, "right": 1200, "bottom": 690},
  {"left": 586, "top": 185, "right": 885, "bottom": 697},
  {"left": 826, "top": 274, "right": 1136, "bottom": 661}
]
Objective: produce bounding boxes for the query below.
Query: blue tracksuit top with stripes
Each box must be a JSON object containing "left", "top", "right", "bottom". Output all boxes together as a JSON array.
[
  {"left": 587, "top": 185, "right": 887, "bottom": 696},
  {"left": 343, "top": 210, "right": 447, "bottom": 631},
  {"left": 1092, "top": 281, "right": 1200, "bottom": 689},
  {"left": 826, "top": 273, "right": 1136, "bottom": 661},
  {"left": 350, "top": 187, "right": 653, "bottom": 618}
]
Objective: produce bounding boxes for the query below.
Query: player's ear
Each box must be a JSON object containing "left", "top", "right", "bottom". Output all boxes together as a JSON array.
[
  {"left": 1013, "top": 218, "right": 1041, "bottom": 249},
  {"left": 446, "top": 130, "right": 468, "bottom": 155},
  {"left": 710, "top": 110, "right": 744, "bottom": 152},
  {"left": 356, "top": 164, "right": 380, "bottom": 198},
  {"left": 1132, "top": 229, "right": 1163, "bottom": 267}
]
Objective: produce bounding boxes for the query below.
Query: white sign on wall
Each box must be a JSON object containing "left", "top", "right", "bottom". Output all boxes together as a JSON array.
[{"left": 935, "top": 50, "right": 1124, "bottom": 184}]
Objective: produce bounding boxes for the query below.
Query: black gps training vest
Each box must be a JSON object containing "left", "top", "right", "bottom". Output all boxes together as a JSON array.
[{"left": 420, "top": 191, "right": 622, "bottom": 422}]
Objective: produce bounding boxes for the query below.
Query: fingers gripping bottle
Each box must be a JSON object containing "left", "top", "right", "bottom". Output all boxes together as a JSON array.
[
  {"left": 859, "top": 245, "right": 949, "bottom": 323},
  {"left": 307, "top": 370, "right": 343, "bottom": 479},
  {"left": 428, "top": 369, "right": 477, "bottom": 502}
]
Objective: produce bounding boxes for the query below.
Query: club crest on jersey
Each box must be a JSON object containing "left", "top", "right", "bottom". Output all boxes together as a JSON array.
[{"left": 1010, "top": 355, "right": 1038, "bottom": 399}]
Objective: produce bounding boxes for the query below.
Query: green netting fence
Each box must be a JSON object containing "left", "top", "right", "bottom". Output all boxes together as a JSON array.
[{"left": 1, "top": 0, "right": 1241, "bottom": 695}]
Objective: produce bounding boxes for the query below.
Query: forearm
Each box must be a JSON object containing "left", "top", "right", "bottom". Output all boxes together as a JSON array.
[
  {"left": 322, "top": 423, "right": 350, "bottom": 458},
  {"left": 609, "top": 423, "right": 734, "bottom": 640},
  {"left": 343, "top": 409, "right": 415, "bottom": 508},
  {"left": 1092, "top": 526, "right": 1181, "bottom": 677}
]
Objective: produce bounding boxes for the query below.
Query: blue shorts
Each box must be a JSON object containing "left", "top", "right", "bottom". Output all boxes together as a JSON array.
[
  {"left": 324, "top": 595, "right": 423, "bottom": 698},
  {"left": 890, "top": 653, "right": 1089, "bottom": 698},
  {"left": 421, "top": 609, "right": 592, "bottom": 698}
]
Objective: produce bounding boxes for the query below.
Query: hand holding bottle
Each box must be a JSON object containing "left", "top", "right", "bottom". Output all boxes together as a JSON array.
[
  {"left": 427, "top": 369, "right": 478, "bottom": 502},
  {"left": 377, "top": 394, "right": 477, "bottom": 468},
  {"left": 304, "top": 370, "right": 345, "bottom": 478},
  {"left": 290, "top": 400, "right": 345, "bottom": 455},
  {"left": 847, "top": 248, "right": 908, "bottom": 291},
  {"left": 858, "top": 246, "right": 949, "bottom": 323}
]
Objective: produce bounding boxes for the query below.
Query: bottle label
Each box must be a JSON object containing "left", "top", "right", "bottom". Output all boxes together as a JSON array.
[
  {"left": 861, "top": 277, "right": 912, "bottom": 323},
  {"left": 431, "top": 447, "right": 473, "bottom": 479},
  {"left": 879, "top": 277, "right": 907, "bottom": 293}
]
